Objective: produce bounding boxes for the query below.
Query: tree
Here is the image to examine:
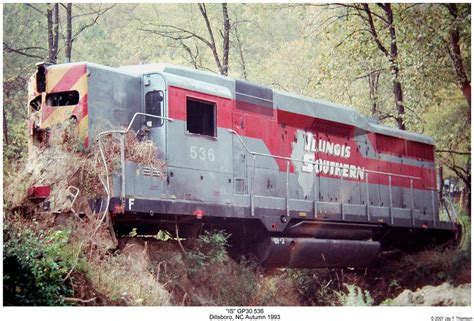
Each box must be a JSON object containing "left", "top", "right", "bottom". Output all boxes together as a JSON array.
[
  {"left": 47, "top": 3, "right": 60, "bottom": 63},
  {"left": 2, "top": 3, "right": 114, "bottom": 167},
  {"left": 62, "top": 3, "right": 115, "bottom": 63},
  {"left": 138, "top": 3, "right": 232, "bottom": 75},
  {"left": 65, "top": 3, "right": 72, "bottom": 63},
  {"left": 445, "top": 3, "right": 471, "bottom": 109},
  {"left": 335, "top": 4, "right": 406, "bottom": 129}
]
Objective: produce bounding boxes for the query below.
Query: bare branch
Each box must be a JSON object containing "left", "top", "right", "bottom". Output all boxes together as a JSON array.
[
  {"left": 362, "top": 4, "right": 389, "bottom": 57},
  {"left": 436, "top": 150, "right": 471, "bottom": 156},
  {"left": 198, "top": 3, "right": 223, "bottom": 73},
  {"left": 63, "top": 297, "right": 97, "bottom": 304},
  {"left": 139, "top": 24, "right": 211, "bottom": 47},
  {"left": 3, "top": 42, "right": 47, "bottom": 59},
  {"left": 180, "top": 41, "right": 199, "bottom": 69},
  {"left": 334, "top": 28, "right": 369, "bottom": 49},
  {"left": 71, "top": 4, "right": 116, "bottom": 41},
  {"left": 25, "top": 3, "right": 44, "bottom": 15},
  {"left": 233, "top": 20, "right": 248, "bottom": 80}
]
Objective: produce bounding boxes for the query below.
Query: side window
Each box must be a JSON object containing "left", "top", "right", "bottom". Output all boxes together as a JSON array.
[
  {"left": 186, "top": 97, "right": 216, "bottom": 137},
  {"left": 145, "top": 90, "right": 164, "bottom": 127}
]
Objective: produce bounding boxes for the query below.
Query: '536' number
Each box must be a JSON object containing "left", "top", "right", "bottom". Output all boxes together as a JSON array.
[{"left": 190, "top": 146, "right": 215, "bottom": 162}]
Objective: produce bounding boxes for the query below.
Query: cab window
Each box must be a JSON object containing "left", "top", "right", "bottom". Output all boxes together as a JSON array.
[
  {"left": 186, "top": 97, "right": 216, "bottom": 137},
  {"left": 145, "top": 90, "right": 164, "bottom": 127}
]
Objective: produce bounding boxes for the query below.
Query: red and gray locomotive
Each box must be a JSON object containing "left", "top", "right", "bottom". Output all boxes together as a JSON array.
[{"left": 27, "top": 62, "right": 459, "bottom": 268}]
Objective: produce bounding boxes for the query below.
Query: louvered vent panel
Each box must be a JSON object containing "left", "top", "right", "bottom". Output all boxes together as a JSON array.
[
  {"left": 407, "top": 141, "right": 434, "bottom": 161},
  {"left": 376, "top": 134, "right": 406, "bottom": 156},
  {"left": 312, "top": 118, "right": 352, "bottom": 137}
]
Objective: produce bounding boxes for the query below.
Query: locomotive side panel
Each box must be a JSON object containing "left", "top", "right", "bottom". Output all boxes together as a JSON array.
[{"left": 87, "top": 64, "right": 141, "bottom": 143}]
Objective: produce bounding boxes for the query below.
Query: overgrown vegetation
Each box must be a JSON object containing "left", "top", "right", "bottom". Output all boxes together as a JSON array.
[
  {"left": 3, "top": 216, "right": 78, "bottom": 305},
  {"left": 336, "top": 284, "right": 374, "bottom": 306},
  {"left": 2, "top": 208, "right": 471, "bottom": 306}
]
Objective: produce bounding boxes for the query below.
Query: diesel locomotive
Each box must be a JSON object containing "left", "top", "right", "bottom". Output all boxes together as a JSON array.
[{"left": 27, "top": 62, "right": 460, "bottom": 268}]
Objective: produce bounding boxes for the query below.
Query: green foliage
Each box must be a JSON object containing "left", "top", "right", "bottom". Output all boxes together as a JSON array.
[
  {"left": 336, "top": 283, "right": 374, "bottom": 306},
  {"left": 3, "top": 219, "right": 77, "bottom": 306},
  {"left": 155, "top": 229, "right": 173, "bottom": 241},
  {"left": 128, "top": 228, "right": 138, "bottom": 237},
  {"left": 3, "top": 118, "right": 28, "bottom": 167},
  {"left": 3, "top": 4, "right": 471, "bottom": 198},
  {"left": 185, "top": 230, "right": 230, "bottom": 271}
]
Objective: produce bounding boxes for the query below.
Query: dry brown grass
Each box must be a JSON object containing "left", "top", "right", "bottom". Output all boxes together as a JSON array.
[
  {"left": 5, "top": 126, "right": 166, "bottom": 210},
  {"left": 85, "top": 245, "right": 171, "bottom": 306}
]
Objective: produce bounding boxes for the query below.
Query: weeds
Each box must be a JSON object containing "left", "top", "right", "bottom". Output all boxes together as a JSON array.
[
  {"left": 185, "top": 230, "right": 230, "bottom": 272},
  {"left": 86, "top": 249, "right": 171, "bottom": 306},
  {"left": 336, "top": 284, "right": 373, "bottom": 306},
  {"left": 3, "top": 217, "right": 78, "bottom": 305}
]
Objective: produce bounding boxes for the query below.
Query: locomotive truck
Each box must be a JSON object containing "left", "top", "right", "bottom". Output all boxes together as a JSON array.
[{"left": 27, "top": 62, "right": 460, "bottom": 268}]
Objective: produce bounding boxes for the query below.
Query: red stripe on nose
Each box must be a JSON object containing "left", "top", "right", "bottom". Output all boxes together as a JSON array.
[
  {"left": 50, "top": 64, "right": 87, "bottom": 93},
  {"left": 71, "top": 94, "right": 88, "bottom": 122}
]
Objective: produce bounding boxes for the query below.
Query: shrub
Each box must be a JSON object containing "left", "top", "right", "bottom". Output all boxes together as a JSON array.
[
  {"left": 185, "top": 230, "right": 230, "bottom": 272},
  {"left": 3, "top": 219, "right": 77, "bottom": 305}
]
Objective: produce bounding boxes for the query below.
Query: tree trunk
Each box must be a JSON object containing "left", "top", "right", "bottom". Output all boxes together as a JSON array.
[
  {"left": 368, "top": 70, "right": 380, "bottom": 117},
  {"left": 47, "top": 3, "right": 55, "bottom": 63},
  {"left": 383, "top": 4, "right": 405, "bottom": 130},
  {"left": 3, "top": 107, "right": 8, "bottom": 145},
  {"left": 464, "top": 160, "right": 471, "bottom": 215},
  {"left": 47, "top": 3, "right": 59, "bottom": 63},
  {"left": 361, "top": 4, "right": 406, "bottom": 130},
  {"left": 221, "top": 3, "right": 230, "bottom": 76},
  {"left": 438, "top": 166, "right": 444, "bottom": 202},
  {"left": 53, "top": 3, "right": 59, "bottom": 58},
  {"left": 446, "top": 3, "right": 471, "bottom": 109},
  {"left": 65, "top": 3, "right": 72, "bottom": 63},
  {"left": 198, "top": 3, "right": 224, "bottom": 75}
]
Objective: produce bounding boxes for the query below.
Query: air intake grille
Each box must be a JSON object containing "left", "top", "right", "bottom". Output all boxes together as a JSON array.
[
  {"left": 142, "top": 166, "right": 163, "bottom": 178},
  {"left": 376, "top": 134, "right": 406, "bottom": 156},
  {"left": 312, "top": 118, "right": 352, "bottom": 137},
  {"left": 407, "top": 141, "right": 434, "bottom": 161}
]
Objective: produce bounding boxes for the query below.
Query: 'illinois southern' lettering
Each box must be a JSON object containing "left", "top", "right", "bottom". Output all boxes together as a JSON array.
[{"left": 301, "top": 133, "right": 365, "bottom": 180}]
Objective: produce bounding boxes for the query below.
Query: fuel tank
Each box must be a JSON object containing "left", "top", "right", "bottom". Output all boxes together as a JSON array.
[{"left": 256, "top": 237, "right": 380, "bottom": 268}]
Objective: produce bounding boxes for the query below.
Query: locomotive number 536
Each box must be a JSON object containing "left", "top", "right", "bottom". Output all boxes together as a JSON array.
[{"left": 190, "top": 145, "right": 215, "bottom": 162}]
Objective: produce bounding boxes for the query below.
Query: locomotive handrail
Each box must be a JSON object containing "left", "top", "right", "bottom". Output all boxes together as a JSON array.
[
  {"left": 228, "top": 129, "right": 434, "bottom": 187},
  {"left": 126, "top": 112, "right": 174, "bottom": 132},
  {"left": 97, "top": 113, "right": 174, "bottom": 199},
  {"left": 229, "top": 128, "right": 440, "bottom": 224}
]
